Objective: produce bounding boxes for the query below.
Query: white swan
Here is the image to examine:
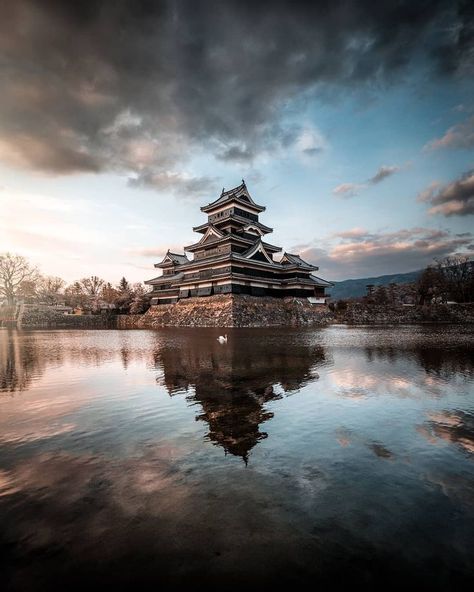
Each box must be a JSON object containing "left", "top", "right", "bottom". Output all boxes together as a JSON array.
[{"left": 217, "top": 334, "right": 228, "bottom": 343}]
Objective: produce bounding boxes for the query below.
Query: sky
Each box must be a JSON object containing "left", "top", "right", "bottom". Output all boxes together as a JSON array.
[{"left": 1, "top": 0, "right": 473, "bottom": 283}]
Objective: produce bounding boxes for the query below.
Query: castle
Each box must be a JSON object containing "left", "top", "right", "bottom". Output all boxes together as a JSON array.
[{"left": 145, "top": 181, "right": 330, "bottom": 304}]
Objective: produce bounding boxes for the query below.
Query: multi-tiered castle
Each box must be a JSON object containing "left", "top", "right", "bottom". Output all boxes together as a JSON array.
[{"left": 146, "top": 181, "right": 330, "bottom": 304}]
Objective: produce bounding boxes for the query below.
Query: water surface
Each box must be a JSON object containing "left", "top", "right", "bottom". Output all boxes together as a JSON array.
[{"left": 1, "top": 326, "right": 473, "bottom": 589}]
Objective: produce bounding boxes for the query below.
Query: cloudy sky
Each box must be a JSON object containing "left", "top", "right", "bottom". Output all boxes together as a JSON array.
[{"left": 1, "top": 0, "right": 473, "bottom": 282}]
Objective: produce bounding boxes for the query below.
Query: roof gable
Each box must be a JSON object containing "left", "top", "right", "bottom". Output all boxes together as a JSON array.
[
  {"left": 200, "top": 225, "right": 225, "bottom": 244},
  {"left": 155, "top": 250, "right": 189, "bottom": 268},
  {"left": 243, "top": 224, "right": 264, "bottom": 236},
  {"left": 241, "top": 240, "right": 274, "bottom": 264}
]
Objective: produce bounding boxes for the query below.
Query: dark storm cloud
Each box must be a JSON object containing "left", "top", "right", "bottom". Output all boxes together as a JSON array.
[
  {"left": 294, "top": 227, "right": 473, "bottom": 279},
  {"left": 418, "top": 170, "right": 474, "bottom": 216},
  {"left": 127, "top": 171, "right": 219, "bottom": 198},
  {"left": 0, "top": 0, "right": 472, "bottom": 191}
]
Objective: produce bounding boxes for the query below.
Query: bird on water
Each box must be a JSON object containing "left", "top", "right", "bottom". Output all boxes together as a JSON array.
[{"left": 217, "top": 334, "right": 228, "bottom": 343}]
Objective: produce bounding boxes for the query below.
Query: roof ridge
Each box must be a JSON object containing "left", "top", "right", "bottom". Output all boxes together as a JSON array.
[
  {"left": 221, "top": 180, "right": 246, "bottom": 197},
  {"left": 202, "top": 181, "right": 266, "bottom": 212}
]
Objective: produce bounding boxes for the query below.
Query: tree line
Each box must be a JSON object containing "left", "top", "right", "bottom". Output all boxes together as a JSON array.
[
  {"left": 0, "top": 253, "right": 150, "bottom": 314},
  {"left": 363, "top": 256, "right": 474, "bottom": 306},
  {"left": 416, "top": 256, "right": 474, "bottom": 305}
]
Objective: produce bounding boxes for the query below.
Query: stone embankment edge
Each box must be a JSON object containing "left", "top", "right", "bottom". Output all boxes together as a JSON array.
[
  {"left": 14, "top": 299, "right": 474, "bottom": 329},
  {"left": 336, "top": 302, "right": 474, "bottom": 325},
  {"left": 117, "top": 294, "right": 332, "bottom": 328},
  {"left": 117, "top": 299, "right": 474, "bottom": 328},
  {"left": 17, "top": 305, "right": 115, "bottom": 329}
]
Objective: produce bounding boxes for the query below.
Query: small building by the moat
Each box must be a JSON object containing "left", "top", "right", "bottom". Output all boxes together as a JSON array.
[{"left": 145, "top": 181, "right": 331, "bottom": 305}]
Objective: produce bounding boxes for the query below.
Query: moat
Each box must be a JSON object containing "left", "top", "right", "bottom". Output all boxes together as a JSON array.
[{"left": 1, "top": 326, "right": 473, "bottom": 589}]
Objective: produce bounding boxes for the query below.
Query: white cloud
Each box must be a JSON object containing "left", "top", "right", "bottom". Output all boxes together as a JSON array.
[
  {"left": 332, "top": 183, "right": 365, "bottom": 197},
  {"left": 295, "top": 126, "right": 326, "bottom": 157},
  {"left": 424, "top": 116, "right": 474, "bottom": 151}
]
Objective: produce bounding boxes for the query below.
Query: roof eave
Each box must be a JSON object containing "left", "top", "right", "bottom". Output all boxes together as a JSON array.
[
  {"left": 309, "top": 274, "right": 333, "bottom": 287},
  {"left": 200, "top": 196, "right": 265, "bottom": 214},
  {"left": 154, "top": 262, "right": 174, "bottom": 268}
]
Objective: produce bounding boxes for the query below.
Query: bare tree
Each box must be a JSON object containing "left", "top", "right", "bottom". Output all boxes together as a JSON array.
[
  {"left": 36, "top": 276, "right": 66, "bottom": 305},
  {"left": 416, "top": 266, "right": 446, "bottom": 304},
  {"left": 0, "top": 253, "right": 39, "bottom": 305},
  {"left": 79, "top": 276, "right": 105, "bottom": 298},
  {"left": 16, "top": 279, "right": 38, "bottom": 302},
  {"left": 64, "top": 282, "right": 88, "bottom": 308},
  {"left": 435, "top": 256, "right": 473, "bottom": 303},
  {"left": 373, "top": 285, "right": 389, "bottom": 304}
]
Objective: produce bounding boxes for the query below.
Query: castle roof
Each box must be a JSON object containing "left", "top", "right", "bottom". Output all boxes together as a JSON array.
[
  {"left": 201, "top": 180, "right": 265, "bottom": 213},
  {"left": 193, "top": 215, "right": 273, "bottom": 235},
  {"left": 281, "top": 252, "right": 318, "bottom": 271},
  {"left": 184, "top": 231, "right": 281, "bottom": 253},
  {"left": 145, "top": 271, "right": 184, "bottom": 285},
  {"left": 309, "top": 274, "right": 333, "bottom": 287},
  {"left": 154, "top": 250, "right": 190, "bottom": 268},
  {"left": 239, "top": 239, "right": 275, "bottom": 264}
]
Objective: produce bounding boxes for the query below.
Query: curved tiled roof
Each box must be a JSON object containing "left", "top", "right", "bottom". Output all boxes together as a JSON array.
[
  {"left": 309, "top": 274, "right": 333, "bottom": 287},
  {"left": 168, "top": 251, "right": 189, "bottom": 264},
  {"left": 201, "top": 180, "right": 265, "bottom": 212},
  {"left": 281, "top": 252, "right": 317, "bottom": 270},
  {"left": 154, "top": 250, "right": 190, "bottom": 268},
  {"left": 145, "top": 272, "right": 184, "bottom": 285}
]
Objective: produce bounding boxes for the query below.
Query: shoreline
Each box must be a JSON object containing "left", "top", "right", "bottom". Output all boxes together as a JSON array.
[{"left": 3, "top": 298, "right": 473, "bottom": 329}]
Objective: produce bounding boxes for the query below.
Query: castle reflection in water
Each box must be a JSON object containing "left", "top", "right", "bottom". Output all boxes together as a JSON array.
[
  {"left": 153, "top": 331, "right": 325, "bottom": 462},
  {"left": 1, "top": 327, "right": 473, "bottom": 462}
]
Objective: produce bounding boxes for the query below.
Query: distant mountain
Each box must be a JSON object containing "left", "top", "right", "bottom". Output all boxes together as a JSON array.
[{"left": 329, "top": 269, "right": 422, "bottom": 300}]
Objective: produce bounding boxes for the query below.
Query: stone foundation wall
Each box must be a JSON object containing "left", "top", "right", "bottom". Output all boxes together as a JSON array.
[
  {"left": 18, "top": 305, "right": 115, "bottom": 329},
  {"left": 117, "top": 295, "right": 332, "bottom": 328},
  {"left": 116, "top": 314, "right": 143, "bottom": 329},
  {"left": 337, "top": 302, "right": 474, "bottom": 324},
  {"left": 18, "top": 300, "right": 473, "bottom": 330},
  {"left": 231, "top": 295, "right": 332, "bottom": 327}
]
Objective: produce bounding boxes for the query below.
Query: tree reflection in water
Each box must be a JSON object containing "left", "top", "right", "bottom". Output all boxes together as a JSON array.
[
  {"left": 364, "top": 344, "right": 474, "bottom": 380},
  {"left": 0, "top": 330, "right": 46, "bottom": 393}
]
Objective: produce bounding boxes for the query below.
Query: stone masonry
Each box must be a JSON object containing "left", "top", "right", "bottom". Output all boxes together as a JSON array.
[
  {"left": 117, "top": 294, "right": 333, "bottom": 328},
  {"left": 18, "top": 305, "right": 115, "bottom": 329}
]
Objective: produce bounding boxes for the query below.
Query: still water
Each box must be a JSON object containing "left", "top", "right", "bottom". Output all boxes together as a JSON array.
[{"left": 0, "top": 326, "right": 473, "bottom": 590}]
